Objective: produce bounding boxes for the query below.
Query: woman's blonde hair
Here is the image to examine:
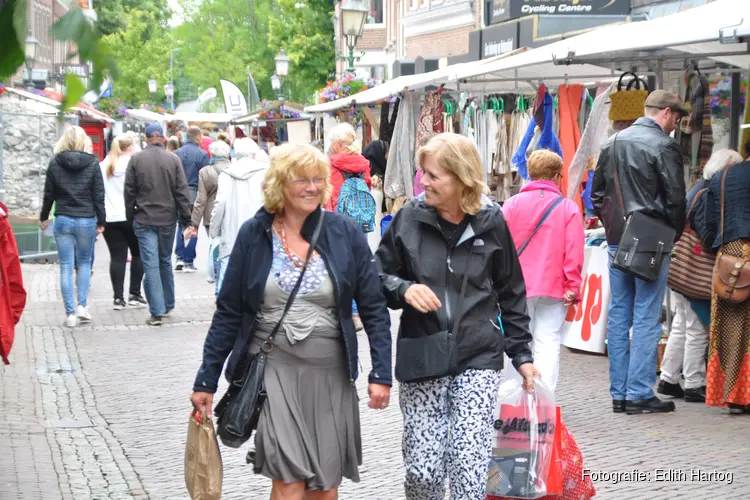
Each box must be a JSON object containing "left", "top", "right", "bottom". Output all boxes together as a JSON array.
[
  {"left": 527, "top": 150, "right": 564, "bottom": 181},
  {"left": 262, "top": 144, "right": 332, "bottom": 214},
  {"left": 328, "top": 122, "right": 362, "bottom": 154},
  {"left": 417, "top": 133, "right": 487, "bottom": 215},
  {"left": 105, "top": 134, "right": 135, "bottom": 178},
  {"left": 54, "top": 125, "right": 92, "bottom": 155},
  {"left": 703, "top": 149, "right": 743, "bottom": 180}
]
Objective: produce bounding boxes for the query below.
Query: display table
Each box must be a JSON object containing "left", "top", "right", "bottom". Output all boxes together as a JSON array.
[{"left": 562, "top": 245, "right": 610, "bottom": 354}]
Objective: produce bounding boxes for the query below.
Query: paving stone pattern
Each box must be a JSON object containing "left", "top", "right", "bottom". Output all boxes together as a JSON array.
[{"left": 1, "top": 236, "right": 748, "bottom": 499}]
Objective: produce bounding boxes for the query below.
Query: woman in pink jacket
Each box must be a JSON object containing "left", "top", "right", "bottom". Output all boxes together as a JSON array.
[{"left": 502, "top": 150, "right": 584, "bottom": 392}]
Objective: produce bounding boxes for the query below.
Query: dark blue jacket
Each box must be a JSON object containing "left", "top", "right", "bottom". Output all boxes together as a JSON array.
[
  {"left": 193, "top": 207, "right": 392, "bottom": 393},
  {"left": 694, "top": 161, "right": 750, "bottom": 251},
  {"left": 174, "top": 142, "right": 209, "bottom": 187}
]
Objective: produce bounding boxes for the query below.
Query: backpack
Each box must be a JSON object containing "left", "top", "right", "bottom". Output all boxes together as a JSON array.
[{"left": 336, "top": 172, "right": 376, "bottom": 233}]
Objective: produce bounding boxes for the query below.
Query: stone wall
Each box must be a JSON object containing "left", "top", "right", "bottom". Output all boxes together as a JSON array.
[{"left": 0, "top": 93, "right": 71, "bottom": 217}]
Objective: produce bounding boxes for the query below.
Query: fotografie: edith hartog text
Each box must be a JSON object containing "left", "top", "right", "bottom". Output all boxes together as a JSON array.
[{"left": 582, "top": 469, "right": 734, "bottom": 485}]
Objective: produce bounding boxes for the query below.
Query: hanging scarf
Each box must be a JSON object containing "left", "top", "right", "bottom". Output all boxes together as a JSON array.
[{"left": 512, "top": 92, "right": 563, "bottom": 180}]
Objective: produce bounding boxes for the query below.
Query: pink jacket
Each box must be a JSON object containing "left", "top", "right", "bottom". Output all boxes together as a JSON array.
[{"left": 501, "top": 180, "right": 584, "bottom": 301}]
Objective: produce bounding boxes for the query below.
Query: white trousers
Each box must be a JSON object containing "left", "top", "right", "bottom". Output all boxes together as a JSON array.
[
  {"left": 506, "top": 297, "right": 567, "bottom": 392},
  {"left": 660, "top": 291, "right": 708, "bottom": 389}
]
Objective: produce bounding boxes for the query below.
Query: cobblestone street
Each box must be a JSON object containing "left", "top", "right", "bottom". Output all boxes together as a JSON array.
[{"left": 1, "top": 234, "right": 748, "bottom": 499}]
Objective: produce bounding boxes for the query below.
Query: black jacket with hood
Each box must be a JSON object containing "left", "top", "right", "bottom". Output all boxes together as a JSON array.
[
  {"left": 40, "top": 151, "right": 105, "bottom": 225},
  {"left": 375, "top": 196, "right": 533, "bottom": 380}
]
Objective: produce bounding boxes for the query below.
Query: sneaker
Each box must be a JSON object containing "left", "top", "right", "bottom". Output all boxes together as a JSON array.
[
  {"left": 65, "top": 314, "right": 78, "bottom": 327},
  {"left": 657, "top": 380, "right": 685, "bottom": 399},
  {"left": 684, "top": 386, "right": 706, "bottom": 403},
  {"left": 182, "top": 263, "right": 197, "bottom": 273},
  {"left": 76, "top": 305, "right": 92, "bottom": 323},
  {"left": 113, "top": 299, "right": 126, "bottom": 310},
  {"left": 128, "top": 294, "right": 148, "bottom": 308},
  {"left": 175, "top": 260, "right": 185, "bottom": 272},
  {"left": 145, "top": 316, "right": 163, "bottom": 326},
  {"left": 625, "top": 396, "right": 676, "bottom": 415}
]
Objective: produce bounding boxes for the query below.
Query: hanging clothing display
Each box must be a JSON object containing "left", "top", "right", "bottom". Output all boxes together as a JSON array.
[
  {"left": 512, "top": 92, "right": 563, "bottom": 180},
  {"left": 417, "top": 91, "right": 444, "bottom": 145},
  {"left": 557, "top": 84, "right": 584, "bottom": 209},
  {"left": 379, "top": 98, "right": 400, "bottom": 144},
  {"left": 384, "top": 92, "right": 420, "bottom": 201},
  {"left": 493, "top": 114, "right": 512, "bottom": 202},
  {"left": 567, "top": 83, "right": 616, "bottom": 207}
]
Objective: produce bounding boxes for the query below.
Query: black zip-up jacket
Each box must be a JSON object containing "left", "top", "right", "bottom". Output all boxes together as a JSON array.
[
  {"left": 193, "top": 207, "right": 392, "bottom": 394},
  {"left": 591, "top": 117, "right": 686, "bottom": 245},
  {"left": 375, "top": 196, "right": 533, "bottom": 380},
  {"left": 40, "top": 151, "right": 105, "bottom": 225}
]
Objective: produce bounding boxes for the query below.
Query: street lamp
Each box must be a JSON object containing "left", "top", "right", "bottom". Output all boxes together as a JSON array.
[
  {"left": 24, "top": 32, "right": 40, "bottom": 90},
  {"left": 148, "top": 77, "right": 157, "bottom": 94},
  {"left": 338, "top": 0, "right": 368, "bottom": 73},
  {"left": 164, "top": 82, "right": 175, "bottom": 110},
  {"left": 270, "top": 72, "right": 281, "bottom": 100}
]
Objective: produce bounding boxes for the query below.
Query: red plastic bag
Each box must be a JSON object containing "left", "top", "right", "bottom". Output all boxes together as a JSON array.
[{"left": 485, "top": 380, "right": 556, "bottom": 499}]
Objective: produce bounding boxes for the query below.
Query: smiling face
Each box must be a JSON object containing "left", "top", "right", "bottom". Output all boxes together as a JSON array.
[
  {"left": 283, "top": 169, "right": 326, "bottom": 216},
  {"left": 420, "top": 154, "right": 463, "bottom": 213}
]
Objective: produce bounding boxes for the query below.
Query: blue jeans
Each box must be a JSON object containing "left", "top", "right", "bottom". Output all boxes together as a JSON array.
[
  {"left": 175, "top": 186, "right": 198, "bottom": 264},
  {"left": 134, "top": 222, "right": 176, "bottom": 317},
  {"left": 54, "top": 216, "right": 97, "bottom": 314},
  {"left": 607, "top": 245, "right": 671, "bottom": 401},
  {"left": 352, "top": 299, "right": 359, "bottom": 315}
]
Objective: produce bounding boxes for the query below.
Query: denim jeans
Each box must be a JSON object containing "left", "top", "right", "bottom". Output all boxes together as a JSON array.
[
  {"left": 54, "top": 216, "right": 97, "bottom": 315},
  {"left": 607, "top": 245, "right": 671, "bottom": 401},
  {"left": 134, "top": 222, "right": 176, "bottom": 317},
  {"left": 175, "top": 186, "right": 198, "bottom": 264}
]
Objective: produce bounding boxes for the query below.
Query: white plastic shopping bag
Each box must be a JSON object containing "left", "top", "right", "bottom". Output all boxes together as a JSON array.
[
  {"left": 486, "top": 379, "right": 557, "bottom": 499},
  {"left": 206, "top": 239, "right": 218, "bottom": 283}
]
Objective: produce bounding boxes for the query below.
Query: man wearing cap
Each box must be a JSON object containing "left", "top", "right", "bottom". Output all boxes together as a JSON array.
[
  {"left": 591, "top": 90, "right": 688, "bottom": 415},
  {"left": 125, "top": 123, "right": 192, "bottom": 326}
]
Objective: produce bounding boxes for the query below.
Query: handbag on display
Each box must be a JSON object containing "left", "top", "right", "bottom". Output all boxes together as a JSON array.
[
  {"left": 608, "top": 71, "right": 649, "bottom": 122},
  {"left": 609, "top": 135, "right": 676, "bottom": 282},
  {"left": 713, "top": 167, "right": 750, "bottom": 304},
  {"left": 215, "top": 212, "right": 325, "bottom": 448},
  {"left": 667, "top": 188, "right": 715, "bottom": 300}
]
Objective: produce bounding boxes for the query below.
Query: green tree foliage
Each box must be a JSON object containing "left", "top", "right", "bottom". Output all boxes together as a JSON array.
[
  {"left": 268, "top": 0, "right": 335, "bottom": 103},
  {"left": 99, "top": 9, "right": 173, "bottom": 105},
  {"left": 94, "top": 0, "right": 126, "bottom": 36}
]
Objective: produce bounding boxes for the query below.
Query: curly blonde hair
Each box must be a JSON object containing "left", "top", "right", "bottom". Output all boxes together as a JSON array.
[
  {"left": 262, "top": 144, "right": 332, "bottom": 214},
  {"left": 417, "top": 133, "right": 487, "bottom": 215}
]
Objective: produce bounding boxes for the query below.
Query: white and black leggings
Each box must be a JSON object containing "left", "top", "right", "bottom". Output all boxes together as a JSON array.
[{"left": 400, "top": 369, "right": 502, "bottom": 500}]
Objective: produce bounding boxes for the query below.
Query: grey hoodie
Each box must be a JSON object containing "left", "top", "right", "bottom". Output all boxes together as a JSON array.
[{"left": 209, "top": 157, "right": 268, "bottom": 258}]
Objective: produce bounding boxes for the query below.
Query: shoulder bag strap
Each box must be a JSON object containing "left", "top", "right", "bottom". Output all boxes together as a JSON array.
[
  {"left": 261, "top": 211, "right": 325, "bottom": 350},
  {"left": 517, "top": 195, "right": 564, "bottom": 257}
]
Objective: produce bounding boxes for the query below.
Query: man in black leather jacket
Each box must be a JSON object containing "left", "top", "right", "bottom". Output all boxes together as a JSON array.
[{"left": 591, "top": 90, "right": 687, "bottom": 416}]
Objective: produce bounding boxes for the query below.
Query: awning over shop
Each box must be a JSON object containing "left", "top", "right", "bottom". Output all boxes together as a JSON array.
[
  {"left": 125, "top": 108, "right": 171, "bottom": 122},
  {"left": 171, "top": 112, "right": 233, "bottom": 123},
  {"left": 231, "top": 101, "right": 311, "bottom": 124},
  {"left": 306, "top": 0, "right": 750, "bottom": 111}
]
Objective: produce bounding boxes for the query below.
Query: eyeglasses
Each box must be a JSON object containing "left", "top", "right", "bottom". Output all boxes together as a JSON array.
[{"left": 290, "top": 177, "right": 325, "bottom": 187}]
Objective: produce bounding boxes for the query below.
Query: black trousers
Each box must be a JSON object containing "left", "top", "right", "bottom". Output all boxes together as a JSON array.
[{"left": 103, "top": 221, "right": 143, "bottom": 300}]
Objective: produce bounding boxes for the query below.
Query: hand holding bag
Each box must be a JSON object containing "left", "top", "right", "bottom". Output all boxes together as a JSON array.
[
  {"left": 667, "top": 188, "right": 716, "bottom": 300},
  {"left": 215, "top": 212, "right": 325, "bottom": 448},
  {"left": 185, "top": 409, "right": 223, "bottom": 500},
  {"left": 713, "top": 168, "right": 750, "bottom": 304},
  {"left": 609, "top": 134, "right": 676, "bottom": 282},
  {"left": 608, "top": 72, "right": 649, "bottom": 122}
]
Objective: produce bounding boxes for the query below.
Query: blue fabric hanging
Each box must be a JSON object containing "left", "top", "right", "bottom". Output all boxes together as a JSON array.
[{"left": 512, "top": 92, "right": 563, "bottom": 180}]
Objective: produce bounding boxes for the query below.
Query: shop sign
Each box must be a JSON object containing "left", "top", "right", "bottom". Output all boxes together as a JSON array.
[
  {"left": 491, "top": 0, "right": 511, "bottom": 24},
  {"left": 510, "top": 0, "right": 631, "bottom": 18},
  {"left": 562, "top": 246, "right": 609, "bottom": 354},
  {"left": 54, "top": 64, "right": 89, "bottom": 79},
  {"left": 482, "top": 22, "right": 518, "bottom": 59}
]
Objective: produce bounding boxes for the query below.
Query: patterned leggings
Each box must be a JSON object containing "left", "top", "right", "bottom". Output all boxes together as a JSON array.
[{"left": 400, "top": 369, "right": 502, "bottom": 500}]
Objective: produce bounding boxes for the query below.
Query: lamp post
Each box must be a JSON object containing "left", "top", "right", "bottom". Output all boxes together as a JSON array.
[
  {"left": 24, "top": 32, "right": 40, "bottom": 90},
  {"left": 274, "top": 49, "right": 290, "bottom": 101},
  {"left": 337, "top": 0, "right": 368, "bottom": 74},
  {"left": 164, "top": 82, "right": 175, "bottom": 110},
  {"left": 270, "top": 72, "right": 282, "bottom": 100}
]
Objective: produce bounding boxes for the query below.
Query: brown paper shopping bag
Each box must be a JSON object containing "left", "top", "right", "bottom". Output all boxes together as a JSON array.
[{"left": 185, "top": 410, "right": 223, "bottom": 500}]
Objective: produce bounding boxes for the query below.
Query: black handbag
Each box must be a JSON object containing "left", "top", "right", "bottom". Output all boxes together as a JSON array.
[
  {"left": 609, "top": 135, "right": 676, "bottom": 282},
  {"left": 215, "top": 212, "right": 324, "bottom": 448},
  {"left": 395, "top": 246, "right": 473, "bottom": 383}
]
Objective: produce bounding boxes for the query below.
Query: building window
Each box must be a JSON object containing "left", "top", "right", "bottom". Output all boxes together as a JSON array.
[{"left": 367, "top": 0, "right": 384, "bottom": 23}]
